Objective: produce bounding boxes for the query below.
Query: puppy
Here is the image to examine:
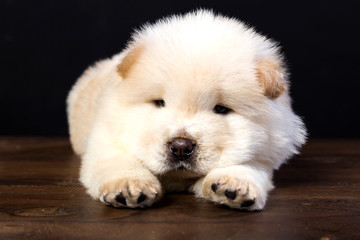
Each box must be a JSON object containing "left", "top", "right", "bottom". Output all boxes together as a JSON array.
[{"left": 67, "top": 10, "right": 306, "bottom": 210}]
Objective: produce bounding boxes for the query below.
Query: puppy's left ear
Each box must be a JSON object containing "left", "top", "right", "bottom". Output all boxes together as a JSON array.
[
  {"left": 117, "top": 45, "right": 144, "bottom": 79},
  {"left": 256, "top": 59, "right": 287, "bottom": 99}
]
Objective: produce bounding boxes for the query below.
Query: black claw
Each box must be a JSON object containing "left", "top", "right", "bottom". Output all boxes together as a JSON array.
[
  {"left": 211, "top": 183, "right": 218, "bottom": 193},
  {"left": 225, "top": 189, "right": 237, "bottom": 200},
  {"left": 115, "top": 193, "right": 127, "bottom": 205},
  {"left": 241, "top": 199, "right": 255, "bottom": 208},
  {"left": 137, "top": 193, "right": 147, "bottom": 204}
]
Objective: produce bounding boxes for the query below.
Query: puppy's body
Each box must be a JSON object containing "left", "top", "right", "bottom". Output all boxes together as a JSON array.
[{"left": 67, "top": 10, "right": 306, "bottom": 210}]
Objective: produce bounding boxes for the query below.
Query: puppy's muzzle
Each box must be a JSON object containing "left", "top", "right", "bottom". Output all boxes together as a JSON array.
[{"left": 168, "top": 137, "right": 196, "bottom": 161}]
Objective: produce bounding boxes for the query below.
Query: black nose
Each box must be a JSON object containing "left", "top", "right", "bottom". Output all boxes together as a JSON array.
[{"left": 168, "top": 137, "right": 195, "bottom": 161}]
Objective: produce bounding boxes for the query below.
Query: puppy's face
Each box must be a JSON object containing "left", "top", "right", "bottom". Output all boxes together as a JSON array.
[{"left": 112, "top": 23, "right": 286, "bottom": 176}]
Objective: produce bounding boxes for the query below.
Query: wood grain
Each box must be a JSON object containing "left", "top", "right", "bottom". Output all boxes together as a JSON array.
[{"left": 0, "top": 137, "right": 359, "bottom": 240}]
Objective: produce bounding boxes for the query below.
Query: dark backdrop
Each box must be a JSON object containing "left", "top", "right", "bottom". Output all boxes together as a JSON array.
[{"left": 1, "top": 0, "right": 359, "bottom": 138}]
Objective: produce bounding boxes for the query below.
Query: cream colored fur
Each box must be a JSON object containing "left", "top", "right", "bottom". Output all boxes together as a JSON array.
[{"left": 67, "top": 10, "right": 306, "bottom": 210}]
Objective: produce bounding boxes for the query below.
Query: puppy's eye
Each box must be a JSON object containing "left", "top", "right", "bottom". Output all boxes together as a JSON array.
[
  {"left": 213, "top": 104, "right": 232, "bottom": 115},
  {"left": 153, "top": 99, "right": 165, "bottom": 108}
]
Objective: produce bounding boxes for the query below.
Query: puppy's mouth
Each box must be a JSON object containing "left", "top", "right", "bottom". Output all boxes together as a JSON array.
[
  {"left": 162, "top": 162, "right": 203, "bottom": 179},
  {"left": 168, "top": 161, "right": 195, "bottom": 172},
  {"left": 174, "top": 165, "right": 193, "bottom": 172},
  {"left": 173, "top": 163, "right": 192, "bottom": 171}
]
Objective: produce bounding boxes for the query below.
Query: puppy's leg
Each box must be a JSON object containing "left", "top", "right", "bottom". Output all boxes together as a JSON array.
[
  {"left": 80, "top": 152, "right": 162, "bottom": 208},
  {"left": 192, "top": 164, "right": 274, "bottom": 211}
]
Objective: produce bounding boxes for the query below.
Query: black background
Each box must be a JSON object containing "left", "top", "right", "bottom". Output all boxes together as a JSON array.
[{"left": 1, "top": 0, "right": 359, "bottom": 138}]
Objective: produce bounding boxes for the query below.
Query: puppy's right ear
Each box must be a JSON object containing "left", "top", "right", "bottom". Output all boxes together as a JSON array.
[{"left": 117, "top": 45, "right": 144, "bottom": 79}]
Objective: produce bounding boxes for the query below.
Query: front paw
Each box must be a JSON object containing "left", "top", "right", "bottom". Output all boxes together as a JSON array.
[
  {"left": 99, "top": 177, "right": 162, "bottom": 208},
  {"left": 202, "top": 173, "right": 265, "bottom": 211}
]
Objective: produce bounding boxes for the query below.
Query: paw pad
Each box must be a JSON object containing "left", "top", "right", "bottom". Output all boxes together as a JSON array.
[
  {"left": 115, "top": 193, "right": 127, "bottom": 205},
  {"left": 211, "top": 183, "right": 218, "bottom": 193},
  {"left": 137, "top": 193, "right": 147, "bottom": 204},
  {"left": 224, "top": 189, "right": 237, "bottom": 200},
  {"left": 240, "top": 199, "right": 255, "bottom": 208}
]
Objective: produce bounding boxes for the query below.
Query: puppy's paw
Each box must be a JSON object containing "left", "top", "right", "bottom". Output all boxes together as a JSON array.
[
  {"left": 202, "top": 173, "right": 265, "bottom": 211},
  {"left": 99, "top": 177, "right": 162, "bottom": 208}
]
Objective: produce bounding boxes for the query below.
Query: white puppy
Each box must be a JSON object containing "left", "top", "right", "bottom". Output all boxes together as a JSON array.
[{"left": 67, "top": 10, "right": 306, "bottom": 210}]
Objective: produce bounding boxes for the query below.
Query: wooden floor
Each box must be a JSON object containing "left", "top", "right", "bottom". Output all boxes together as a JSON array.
[{"left": 0, "top": 137, "right": 359, "bottom": 240}]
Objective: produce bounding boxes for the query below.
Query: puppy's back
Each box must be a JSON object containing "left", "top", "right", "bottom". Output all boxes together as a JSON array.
[{"left": 67, "top": 56, "right": 119, "bottom": 155}]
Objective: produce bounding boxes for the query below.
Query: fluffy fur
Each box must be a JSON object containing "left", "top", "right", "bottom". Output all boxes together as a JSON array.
[{"left": 67, "top": 10, "right": 306, "bottom": 210}]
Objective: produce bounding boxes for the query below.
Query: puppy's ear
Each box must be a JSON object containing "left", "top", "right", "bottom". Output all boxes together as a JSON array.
[
  {"left": 256, "top": 59, "right": 287, "bottom": 99},
  {"left": 117, "top": 45, "right": 144, "bottom": 79}
]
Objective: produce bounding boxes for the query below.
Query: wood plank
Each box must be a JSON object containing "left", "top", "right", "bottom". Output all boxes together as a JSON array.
[{"left": 0, "top": 137, "right": 359, "bottom": 240}]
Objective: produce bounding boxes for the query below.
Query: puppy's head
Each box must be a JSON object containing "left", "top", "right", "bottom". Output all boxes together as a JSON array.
[{"left": 113, "top": 10, "right": 290, "bottom": 175}]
